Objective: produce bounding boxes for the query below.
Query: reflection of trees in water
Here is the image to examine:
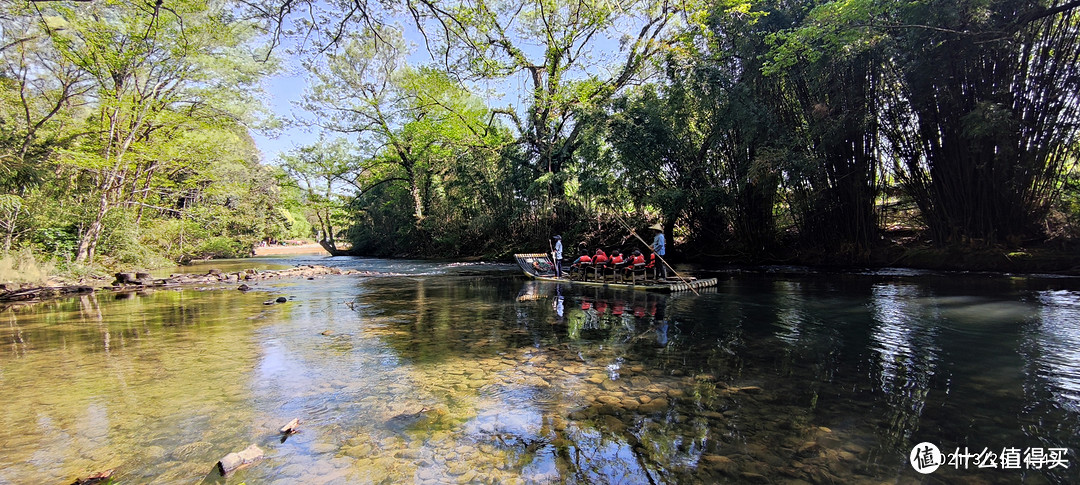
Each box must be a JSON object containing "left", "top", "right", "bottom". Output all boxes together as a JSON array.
[
  {"left": 1020, "top": 290, "right": 1080, "bottom": 483},
  {"left": 0, "top": 289, "right": 266, "bottom": 483},
  {"left": 342, "top": 275, "right": 1080, "bottom": 484},
  {"left": 868, "top": 283, "right": 940, "bottom": 448}
]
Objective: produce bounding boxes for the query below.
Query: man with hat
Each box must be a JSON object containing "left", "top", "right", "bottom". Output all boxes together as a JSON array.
[
  {"left": 552, "top": 235, "right": 564, "bottom": 277},
  {"left": 649, "top": 223, "right": 668, "bottom": 279}
]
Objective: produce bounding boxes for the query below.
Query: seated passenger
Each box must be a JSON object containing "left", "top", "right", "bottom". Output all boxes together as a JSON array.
[
  {"left": 623, "top": 249, "right": 646, "bottom": 275},
  {"left": 647, "top": 251, "right": 668, "bottom": 279},
  {"left": 593, "top": 249, "right": 608, "bottom": 266},
  {"left": 608, "top": 251, "right": 625, "bottom": 278},
  {"left": 569, "top": 249, "right": 593, "bottom": 277},
  {"left": 532, "top": 259, "right": 553, "bottom": 274}
]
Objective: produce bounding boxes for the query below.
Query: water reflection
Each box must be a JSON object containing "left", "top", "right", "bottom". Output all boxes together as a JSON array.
[
  {"left": 1032, "top": 290, "right": 1080, "bottom": 411},
  {"left": 1, "top": 265, "right": 1079, "bottom": 484},
  {"left": 869, "top": 283, "right": 941, "bottom": 447},
  {"left": 1019, "top": 290, "right": 1080, "bottom": 483}
]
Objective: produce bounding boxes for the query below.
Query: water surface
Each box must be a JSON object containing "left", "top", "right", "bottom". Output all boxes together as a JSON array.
[{"left": 2, "top": 259, "right": 1078, "bottom": 484}]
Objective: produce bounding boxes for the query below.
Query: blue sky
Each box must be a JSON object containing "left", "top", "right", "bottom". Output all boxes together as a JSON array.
[
  {"left": 249, "top": 13, "right": 634, "bottom": 166},
  {"left": 250, "top": 68, "right": 312, "bottom": 165}
]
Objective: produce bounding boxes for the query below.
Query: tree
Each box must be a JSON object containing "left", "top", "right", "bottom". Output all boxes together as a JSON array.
[
  {"left": 408, "top": 0, "right": 681, "bottom": 205},
  {"left": 0, "top": 4, "right": 91, "bottom": 193},
  {"left": 769, "top": 0, "right": 1080, "bottom": 246},
  {"left": 607, "top": 0, "right": 784, "bottom": 254},
  {"left": 301, "top": 28, "right": 436, "bottom": 225},
  {"left": 35, "top": 0, "right": 272, "bottom": 262},
  {"left": 279, "top": 138, "right": 356, "bottom": 250},
  {"left": 764, "top": 0, "right": 885, "bottom": 254},
  {"left": 301, "top": 26, "right": 507, "bottom": 237}
]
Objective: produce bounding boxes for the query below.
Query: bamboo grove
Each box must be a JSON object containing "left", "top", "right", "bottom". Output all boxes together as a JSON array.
[{"left": 2, "top": 0, "right": 1079, "bottom": 270}]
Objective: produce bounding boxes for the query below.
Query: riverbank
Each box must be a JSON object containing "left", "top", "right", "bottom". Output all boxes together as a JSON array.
[
  {"left": 694, "top": 239, "right": 1080, "bottom": 276},
  {"left": 0, "top": 264, "right": 365, "bottom": 307},
  {"left": 252, "top": 243, "right": 331, "bottom": 256}
]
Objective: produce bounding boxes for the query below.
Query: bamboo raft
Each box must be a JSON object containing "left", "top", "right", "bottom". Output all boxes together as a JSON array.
[{"left": 514, "top": 253, "right": 717, "bottom": 293}]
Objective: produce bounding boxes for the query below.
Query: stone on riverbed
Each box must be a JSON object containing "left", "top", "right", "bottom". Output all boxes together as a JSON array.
[
  {"left": 702, "top": 454, "right": 738, "bottom": 475},
  {"left": 638, "top": 397, "right": 669, "bottom": 413},
  {"left": 217, "top": 443, "right": 264, "bottom": 476}
]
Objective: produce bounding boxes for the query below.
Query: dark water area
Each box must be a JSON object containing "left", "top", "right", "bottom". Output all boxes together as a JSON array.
[{"left": 2, "top": 257, "right": 1079, "bottom": 484}]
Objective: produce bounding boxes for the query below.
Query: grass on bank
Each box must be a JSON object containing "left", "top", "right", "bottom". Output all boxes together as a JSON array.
[{"left": 0, "top": 248, "right": 57, "bottom": 285}]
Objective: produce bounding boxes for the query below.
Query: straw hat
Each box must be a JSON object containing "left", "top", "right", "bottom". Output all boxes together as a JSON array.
[
  {"left": 553, "top": 235, "right": 562, "bottom": 240},
  {"left": 648, "top": 223, "right": 663, "bottom": 231}
]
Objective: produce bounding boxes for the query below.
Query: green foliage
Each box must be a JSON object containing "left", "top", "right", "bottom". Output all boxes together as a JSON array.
[
  {"left": 190, "top": 236, "right": 249, "bottom": 260},
  {"left": 0, "top": 0, "right": 281, "bottom": 271},
  {"left": 4, "top": 0, "right": 1079, "bottom": 269}
]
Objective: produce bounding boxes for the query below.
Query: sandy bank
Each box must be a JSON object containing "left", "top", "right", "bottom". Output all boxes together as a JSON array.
[{"left": 252, "top": 243, "right": 332, "bottom": 256}]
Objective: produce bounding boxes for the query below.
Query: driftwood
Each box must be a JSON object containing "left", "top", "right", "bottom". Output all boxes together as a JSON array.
[
  {"left": 280, "top": 418, "right": 301, "bottom": 434},
  {"left": 0, "top": 285, "right": 94, "bottom": 302},
  {"left": 216, "top": 443, "right": 264, "bottom": 476},
  {"left": 71, "top": 469, "right": 114, "bottom": 485}
]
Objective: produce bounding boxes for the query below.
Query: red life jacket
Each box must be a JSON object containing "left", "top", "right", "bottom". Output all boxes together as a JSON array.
[
  {"left": 594, "top": 253, "right": 608, "bottom": 264},
  {"left": 610, "top": 255, "right": 624, "bottom": 264},
  {"left": 631, "top": 254, "right": 645, "bottom": 265},
  {"left": 578, "top": 255, "right": 592, "bottom": 264},
  {"left": 646, "top": 253, "right": 656, "bottom": 268}
]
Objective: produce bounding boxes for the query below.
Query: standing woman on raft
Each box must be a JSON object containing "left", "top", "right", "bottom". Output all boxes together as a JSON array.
[{"left": 649, "top": 223, "right": 668, "bottom": 279}]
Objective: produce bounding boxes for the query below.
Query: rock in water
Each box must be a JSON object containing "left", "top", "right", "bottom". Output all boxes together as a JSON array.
[
  {"left": 217, "top": 443, "right": 264, "bottom": 476},
  {"left": 385, "top": 407, "right": 431, "bottom": 431},
  {"left": 71, "top": 469, "right": 114, "bottom": 485}
]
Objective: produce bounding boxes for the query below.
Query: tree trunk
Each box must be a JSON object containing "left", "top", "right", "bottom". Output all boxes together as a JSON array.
[
  {"left": 75, "top": 189, "right": 111, "bottom": 263},
  {"left": 2, "top": 206, "right": 16, "bottom": 254},
  {"left": 410, "top": 179, "right": 424, "bottom": 224}
]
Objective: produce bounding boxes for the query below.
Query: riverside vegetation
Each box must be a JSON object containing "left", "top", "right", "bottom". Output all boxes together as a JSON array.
[{"left": 3, "top": 0, "right": 1080, "bottom": 283}]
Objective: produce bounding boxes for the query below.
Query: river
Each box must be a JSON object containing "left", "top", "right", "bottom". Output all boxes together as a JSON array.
[{"left": 2, "top": 256, "right": 1079, "bottom": 484}]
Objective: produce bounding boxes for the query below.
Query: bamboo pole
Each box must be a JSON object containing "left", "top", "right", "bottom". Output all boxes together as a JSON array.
[{"left": 609, "top": 212, "right": 699, "bottom": 296}]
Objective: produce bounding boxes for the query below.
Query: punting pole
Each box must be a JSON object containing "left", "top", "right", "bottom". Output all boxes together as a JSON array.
[{"left": 610, "top": 212, "right": 699, "bottom": 296}]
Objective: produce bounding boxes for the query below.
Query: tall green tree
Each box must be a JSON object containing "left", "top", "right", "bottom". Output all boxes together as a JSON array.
[
  {"left": 770, "top": 0, "right": 1080, "bottom": 245},
  {"left": 37, "top": 0, "right": 271, "bottom": 262},
  {"left": 608, "top": 0, "right": 783, "bottom": 253},
  {"left": 301, "top": 26, "right": 510, "bottom": 254},
  {"left": 279, "top": 138, "right": 356, "bottom": 251},
  {"left": 765, "top": 0, "right": 885, "bottom": 254},
  {"left": 302, "top": 28, "right": 434, "bottom": 225},
  {"left": 0, "top": 5, "right": 90, "bottom": 193},
  {"left": 408, "top": 0, "right": 681, "bottom": 205}
]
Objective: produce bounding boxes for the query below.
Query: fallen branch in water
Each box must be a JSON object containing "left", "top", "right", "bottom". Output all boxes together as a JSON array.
[{"left": 280, "top": 418, "right": 301, "bottom": 434}]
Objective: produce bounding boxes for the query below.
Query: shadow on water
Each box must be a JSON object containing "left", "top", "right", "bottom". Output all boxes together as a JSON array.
[{"left": 1, "top": 261, "right": 1079, "bottom": 484}]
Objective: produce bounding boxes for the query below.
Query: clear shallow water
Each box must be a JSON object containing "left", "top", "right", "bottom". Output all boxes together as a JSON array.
[{"left": 2, "top": 259, "right": 1079, "bottom": 484}]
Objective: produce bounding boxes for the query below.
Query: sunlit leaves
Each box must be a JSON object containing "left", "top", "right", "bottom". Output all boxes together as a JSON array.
[{"left": 763, "top": 0, "right": 890, "bottom": 76}]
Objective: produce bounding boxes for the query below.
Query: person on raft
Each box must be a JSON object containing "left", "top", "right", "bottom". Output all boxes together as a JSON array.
[{"left": 649, "top": 223, "right": 668, "bottom": 279}]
